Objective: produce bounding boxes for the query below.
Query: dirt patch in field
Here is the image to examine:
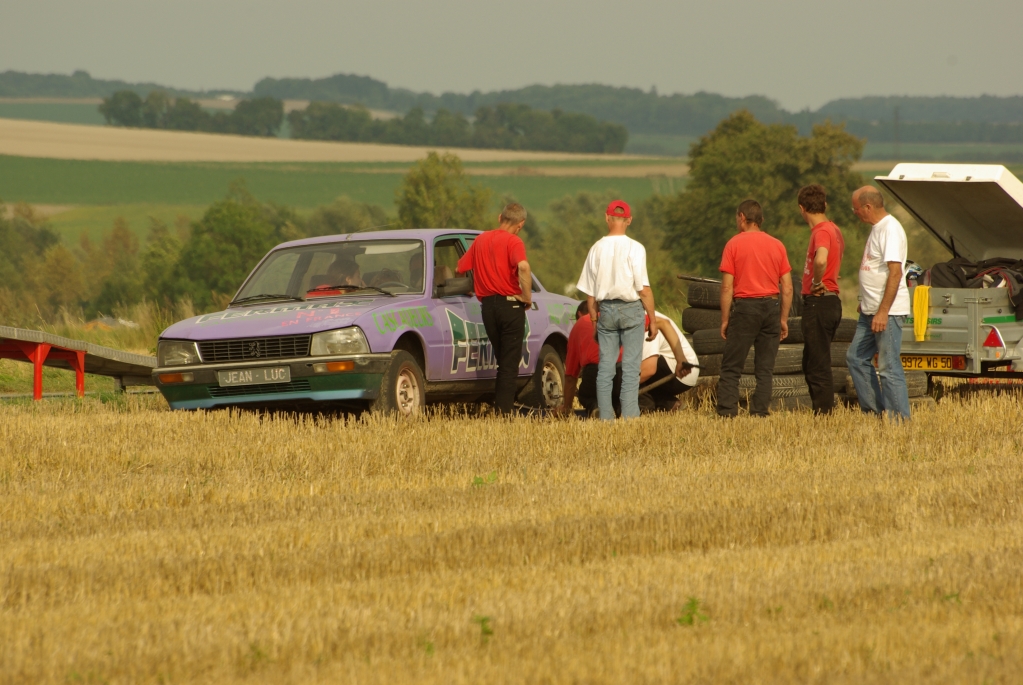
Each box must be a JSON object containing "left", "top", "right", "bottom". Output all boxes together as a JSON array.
[{"left": 0, "top": 118, "right": 646, "bottom": 164}]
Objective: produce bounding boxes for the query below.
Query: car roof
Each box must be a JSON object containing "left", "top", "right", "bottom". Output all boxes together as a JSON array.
[{"left": 276, "top": 228, "right": 484, "bottom": 250}]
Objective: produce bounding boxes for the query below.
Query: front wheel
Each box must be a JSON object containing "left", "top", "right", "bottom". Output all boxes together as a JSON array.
[
  {"left": 370, "top": 350, "right": 425, "bottom": 416},
  {"left": 517, "top": 343, "right": 565, "bottom": 409}
]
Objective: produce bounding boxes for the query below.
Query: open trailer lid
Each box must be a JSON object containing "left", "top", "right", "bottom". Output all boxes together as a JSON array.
[{"left": 875, "top": 163, "right": 1023, "bottom": 262}]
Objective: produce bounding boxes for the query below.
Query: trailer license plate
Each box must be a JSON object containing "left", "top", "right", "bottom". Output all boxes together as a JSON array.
[
  {"left": 901, "top": 356, "right": 953, "bottom": 370},
  {"left": 218, "top": 366, "right": 291, "bottom": 386}
]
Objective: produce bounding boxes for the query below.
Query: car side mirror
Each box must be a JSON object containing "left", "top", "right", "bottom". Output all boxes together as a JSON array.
[{"left": 435, "top": 275, "right": 474, "bottom": 298}]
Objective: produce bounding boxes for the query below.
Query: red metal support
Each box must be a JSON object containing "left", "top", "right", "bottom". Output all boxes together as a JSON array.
[{"left": 12, "top": 341, "right": 52, "bottom": 400}]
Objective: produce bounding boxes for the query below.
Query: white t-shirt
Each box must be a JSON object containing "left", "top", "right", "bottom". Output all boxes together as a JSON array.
[
  {"left": 642, "top": 313, "right": 700, "bottom": 387},
  {"left": 576, "top": 235, "right": 650, "bottom": 302},
  {"left": 858, "top": 214, "right": 911, "bottom": 316}
]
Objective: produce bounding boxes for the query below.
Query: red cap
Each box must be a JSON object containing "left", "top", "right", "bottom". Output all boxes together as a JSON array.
[{"left": 606, "top": 200, "right": 631, "bottom": 218}]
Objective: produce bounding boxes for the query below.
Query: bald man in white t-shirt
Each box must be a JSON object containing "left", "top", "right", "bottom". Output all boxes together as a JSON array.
[{"left": 846, "top": 186, "right": 911, "bottom": 420}]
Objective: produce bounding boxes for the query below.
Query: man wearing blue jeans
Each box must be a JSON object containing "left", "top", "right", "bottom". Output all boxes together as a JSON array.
[
  {"left": 847, "top": 186, "right": 912, "bottom": 419},
  {"left": 576, "top": 200, "right": 657, "bottom": 420}
]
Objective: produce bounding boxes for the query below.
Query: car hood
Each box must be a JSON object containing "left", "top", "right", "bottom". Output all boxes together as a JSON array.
[
  {"left": 160, "top": 295, "right": 406, "bottom": 341},
  {"left": 876, "top": 163, "right": 1023, "bottom": 262}
]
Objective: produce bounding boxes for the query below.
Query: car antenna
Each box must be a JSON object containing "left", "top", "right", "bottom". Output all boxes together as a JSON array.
[{"left": 356, "top": 223, "right": 396, "bottom": 233}]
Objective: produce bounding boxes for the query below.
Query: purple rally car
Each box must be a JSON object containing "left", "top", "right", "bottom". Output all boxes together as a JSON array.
[{"left": 154, "top": 229, "right": 578, "bottom": 414}]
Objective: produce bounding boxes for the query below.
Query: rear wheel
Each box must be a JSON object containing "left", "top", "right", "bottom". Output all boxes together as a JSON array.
[
  {"left": 518, "top": 344, "right": 565, "bottom": 409},
  {"left": 370, "top": 350, "right": 425, "bottom": 416}
]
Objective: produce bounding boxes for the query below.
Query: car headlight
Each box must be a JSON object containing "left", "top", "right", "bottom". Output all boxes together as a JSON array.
[
  {"left": 311, "top": 327, "right": 370, "bottom": 356},
  {"left": 158, "top": 340, "right": 200, "bottom": 366}
]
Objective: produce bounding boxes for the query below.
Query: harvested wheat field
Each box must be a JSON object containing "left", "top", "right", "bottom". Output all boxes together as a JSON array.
[
  {"left": 2, "top": 393, "right": 1022, "bottom": 683},
  {"left": 0, "top": 118, "right": 637, "bottom": 164}
]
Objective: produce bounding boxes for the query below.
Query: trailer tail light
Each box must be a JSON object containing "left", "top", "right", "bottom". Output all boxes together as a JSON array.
[
  {"left": 952, "top": 356, "right": 967, "bottom": 371},
  {"left": 982, "top": 326, "right": 1006, "bottom": 360},
  {"left": 159, "top": 372, "right": 194, "bottom": 384}
]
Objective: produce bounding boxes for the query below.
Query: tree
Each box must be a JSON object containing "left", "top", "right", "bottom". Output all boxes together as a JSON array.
[
  {"left": 662, "top": 110, "right": 865, "bottom": 280},
  {"left": 90, "top": 218, "right": 143, "bottom": 315},
  {"left": 222, "top": 97, "right": 284, "bottom": 137},
  {"left": 305, "top": 196, "right": 391, "bottom": 236},
  {"left": 176, "top": 185, "right": 301, "bottom": 308},
  {"left": 98, "top": 90, "right": 143, "bottom": 127},
  {"left": 395, "top": 152, "right": 492, "bottom": 230}
]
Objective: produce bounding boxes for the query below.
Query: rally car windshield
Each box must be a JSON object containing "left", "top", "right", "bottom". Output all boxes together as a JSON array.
[{"left": 233, "top": 239, "right": 426, "bottom": 305}]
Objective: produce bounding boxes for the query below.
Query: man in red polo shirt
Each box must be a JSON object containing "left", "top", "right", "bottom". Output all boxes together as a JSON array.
[
  {"left": 717, "top": 199, "right": 793, "bottom": 417},
  {"left": 456, "top": 203, "right": 532, "bottom": 415},
  {"left": 797, "top": 184, "right": 845, "bottom": 414}
]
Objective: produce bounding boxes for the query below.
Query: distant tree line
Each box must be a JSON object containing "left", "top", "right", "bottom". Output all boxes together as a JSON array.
[
  {"left": 99, "top": 91, "right": 284, "bottom": 136},
  {"left": 288, "top": 102, "right": 628, "bottom": 153},
  {"left": 10, "top": 70, "right": 1023, "bottom": 144}
]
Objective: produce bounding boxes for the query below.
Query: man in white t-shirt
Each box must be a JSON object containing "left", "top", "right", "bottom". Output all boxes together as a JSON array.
[
  {"left": 639, "top": 312, "right": 699, "bottom": 412},
  {"left": 846, "top": 186, "right": 911, "bottom": 419},
  {"left": 576, "top": 200, "right": 657, "bottom": 420}
]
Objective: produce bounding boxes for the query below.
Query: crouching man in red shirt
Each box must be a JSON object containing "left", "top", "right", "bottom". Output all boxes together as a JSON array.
[
  {"left": 457, "top": 203, "right": 532, "bottom": 415},
  {"left": 556, "top": 302, "right": 623, "bottom": 417}
]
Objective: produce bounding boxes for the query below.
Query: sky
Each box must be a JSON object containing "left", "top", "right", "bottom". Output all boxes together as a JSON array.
[{"left": 3, "top": 0, "right": 1023, "bottom": 111}]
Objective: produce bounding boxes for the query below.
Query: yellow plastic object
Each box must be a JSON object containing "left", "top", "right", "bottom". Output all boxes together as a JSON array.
[{"left": 913, "top": 285, "right": 931, "bottom": 342}]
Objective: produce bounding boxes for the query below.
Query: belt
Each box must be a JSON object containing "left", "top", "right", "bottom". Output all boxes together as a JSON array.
[
  {"left": 735, "top": 295, "right": 778, "bottom": 300},
  {"left": 481, "top": 294, "right": 522, "bottom": 301},
  {"left": 802, "top": 292, "right": 839, "bottom": 300}
]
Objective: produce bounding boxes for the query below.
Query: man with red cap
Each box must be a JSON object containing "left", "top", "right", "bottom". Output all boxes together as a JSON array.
[{"left": 576, "top": 200, "right": 657, "bottom": 420}]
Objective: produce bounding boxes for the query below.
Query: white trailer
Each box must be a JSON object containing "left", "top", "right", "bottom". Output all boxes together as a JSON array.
[{"left": 876, "top": 163, "right": 1023, "bottom": 380}]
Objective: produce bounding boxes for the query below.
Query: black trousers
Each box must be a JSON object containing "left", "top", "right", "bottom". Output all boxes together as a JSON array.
[
  {"left": 800, "top": 294, "right": 843, "bottom": 414},
  {"left": 481, "top": 295, "right": 527, "bottom": 414},
  {"left": 578, "top": 363, "right": 622, "bottom": 417},
  {"left": 716, "top": 297, "right": 781, "bottom": 417},
  {"left": 639, "top": 356, "right": 692, "bottom": 413}
]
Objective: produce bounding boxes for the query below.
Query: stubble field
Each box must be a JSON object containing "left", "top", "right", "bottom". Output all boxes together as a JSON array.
[{"left": 1, "top": 391, "right": 1021, "bottom": 684}]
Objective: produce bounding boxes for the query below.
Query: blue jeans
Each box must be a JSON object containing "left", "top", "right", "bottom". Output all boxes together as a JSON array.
[
  {"left": 846, "top": 313, "right": 911, "bottom": 420},
  {"left": 597, "top": 299, "right": 645, "bottom": 420}
]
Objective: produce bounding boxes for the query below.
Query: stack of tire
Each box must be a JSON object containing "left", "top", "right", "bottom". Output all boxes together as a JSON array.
[{"left": 682, "top": 277, "right": 858, "bottom": 412}]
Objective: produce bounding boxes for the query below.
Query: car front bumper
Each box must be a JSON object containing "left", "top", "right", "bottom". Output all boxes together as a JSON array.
[{"left": 153, "top": 353, "right": 392, "bottom": 410}]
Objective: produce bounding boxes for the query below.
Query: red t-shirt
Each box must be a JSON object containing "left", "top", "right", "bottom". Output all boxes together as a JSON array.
[
  {"left": 719, "top": 230, "right": 792, "bottom": 298},
  {"left": 801, "top": 221, "right": 845, "bottom": 295},
  {"left": 564, "top": 316, "right": 621, "bottom": 377},
  {"left": 565, "top": 316, "right": 600, "bottom": 377},
  {"left": 456, "top": 229, "right": 527, "bottom": 300}
]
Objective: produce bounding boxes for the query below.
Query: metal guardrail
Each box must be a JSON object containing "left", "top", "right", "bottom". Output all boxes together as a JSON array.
[{"left": 0, "top": 326, "right": 156, "bottom": 400}]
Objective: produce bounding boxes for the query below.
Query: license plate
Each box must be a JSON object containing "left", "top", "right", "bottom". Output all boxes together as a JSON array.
[
  {"left": 901, "top": 355, "right": 953, "bottom": 370},
  {"left": 217, "top": 366, "right": 291, "bottom": 386}
]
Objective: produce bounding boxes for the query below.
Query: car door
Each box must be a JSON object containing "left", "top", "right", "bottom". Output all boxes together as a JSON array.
[{"left": 427, "top": 236, "right": 490, "bottom": 381}]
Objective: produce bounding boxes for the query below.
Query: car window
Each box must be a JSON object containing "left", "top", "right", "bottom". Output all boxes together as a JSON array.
[
  {"left": 433, "top": 238, "right": 464, "bottom": 289},
  {"left": 234, "top": 239, "right": 426, "bottom": 302}
]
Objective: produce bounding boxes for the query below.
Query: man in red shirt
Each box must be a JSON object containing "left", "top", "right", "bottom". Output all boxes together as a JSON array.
[
  {"left": 717, "top": 199, "right": 793, "bottom": 417},
  {"left": 797, "top": 184, "right": 846, "bottom": 414},
  {"left": 456, "top": 203, "right": 532, "bottom": 415},
  {"left": 556, "top": 301, "right": 622, "bottom": 417}
]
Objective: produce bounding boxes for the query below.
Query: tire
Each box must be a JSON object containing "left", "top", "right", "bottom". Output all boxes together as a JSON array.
[
  {"left": 687, "top": 281, "right": 721, "bottom": 309},
  {"left": 698, "top": 354, "right": 722, "bottom": 376},
  {"left": 834, "top": 318, "right": 858, "bottom": 343},
  {"left": 682, "top": 307, "right": 721, "bottom": 333},
  {"left": 832, "top": 367, "right": 847, "bottom": 392},
  {"left": 784, "top": 318, "right": 804, "bottom": 344},
  {"left": 739, "top": 373, "right": 809, "bottom": 396},
  {"left": 845, "top": 370, "right": 928, "bottom": 400},
  {"left": 518, "top": 343, "right": 566, "bottom": 409},
  {"left": 910, "top": 396, "right": 937, "bottom": 411},
  {"left": 831, "top": 342, "right": 850, "bottom": 367},
  {"left": 370, "top": 350, "right": 425, "bottom": 416},
  {"left": 693, "top": 329, "right": 726, "bottom": 355},
  {"left": 906, "top": 371, "right": 928, "bottom": 398}
]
